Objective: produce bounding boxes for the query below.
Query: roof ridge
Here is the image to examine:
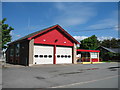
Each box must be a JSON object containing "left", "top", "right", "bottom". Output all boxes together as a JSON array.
[
  {"left": 100, "top": 46, "right": 116, "bottom": 53},
  {"left": 8, "top": 24, "right": 79, "bottom": 45}
]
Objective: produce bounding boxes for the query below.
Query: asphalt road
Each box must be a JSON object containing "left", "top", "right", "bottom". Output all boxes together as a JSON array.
[
  {"left": 51, "top": 75, "right": 119, "bottom": 88},
  {"left": 2, "top": 62, "right": 119, "bottom": 88}
]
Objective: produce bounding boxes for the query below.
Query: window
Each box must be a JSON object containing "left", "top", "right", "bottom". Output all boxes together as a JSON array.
[
  {"left": 68, "top": 55, "right": 71, "bottom": 58},
  {"left": 39, "top": 55, "right": 43, "bottom": 58},
  {"left": 34, "top": 55, "right": 38, "bottom": 58},
  {"left": 65, "top": 55, "right": 67, "bottom": 58},
  {"left": 16, "top": 43, "right": 20, "bottom": 57},
  {"left": 10, "top": 48, "right": 14, "bottom": 57},
  {"left": 48, "top": 55, "right": 52, "bottom": 58},
  {"left": 61, "top": 55, "right": 64, "bottom": 58},
  {"left": 57, "top": 55, "right": 60, "bottom": 58},
  {"left": 44, "top": 55, "right": 47, "bottom": 58}
]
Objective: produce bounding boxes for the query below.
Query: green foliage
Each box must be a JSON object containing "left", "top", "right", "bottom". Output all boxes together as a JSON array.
[
  {"left": 101, "top": 52, "right": 119, "bottom": 61},
  {"left": 100, "top": 38, "right": 120, "bottom": 48},
  {"left": 107, "top": 52, "right": 115, "bottom": 57},
  {"left": 78, "top": 35, "right": 119, "bottom": 50},
  {"left": 1, "top": 18, "right": 14, "bottom": 49},
  {"left": 80, "top": 35, "right": 99, "bottom": 49}
]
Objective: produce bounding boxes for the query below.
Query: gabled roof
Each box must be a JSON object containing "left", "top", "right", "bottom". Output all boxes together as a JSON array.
[
  {"left": 110, "top": 48, "right": 120, "bottom": 53},
  {"left": 9, "top": 24, "right": 80, "bottom": 45},
  {"left": 98, "top": 46, "right": 120, "bottom": 53}
]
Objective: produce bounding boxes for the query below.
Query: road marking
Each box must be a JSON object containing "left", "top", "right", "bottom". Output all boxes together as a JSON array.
[{"left": 50, "top": 75, "right": 119, "bottom": 88}]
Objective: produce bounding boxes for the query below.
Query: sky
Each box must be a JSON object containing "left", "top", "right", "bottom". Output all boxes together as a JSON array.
[{"left": 2, "top": 2, "right": 119, "bottom": 42}]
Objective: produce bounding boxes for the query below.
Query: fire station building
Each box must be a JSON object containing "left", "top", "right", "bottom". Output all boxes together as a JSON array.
[
  {"left": 6, "top": 25, "right": 80, "bottom": 66},
  {"left": 6, "top": 25, "right": 100, "bottom": 66}
]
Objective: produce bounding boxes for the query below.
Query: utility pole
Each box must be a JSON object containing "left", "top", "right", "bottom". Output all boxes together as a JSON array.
[{"left": 28, "top": 17, "right": 30, "bottom": 34}]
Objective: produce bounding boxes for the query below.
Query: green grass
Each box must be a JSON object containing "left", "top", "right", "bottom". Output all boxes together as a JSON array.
[{"left": 101, "top": 61, "right": 112, "bottom": 62}]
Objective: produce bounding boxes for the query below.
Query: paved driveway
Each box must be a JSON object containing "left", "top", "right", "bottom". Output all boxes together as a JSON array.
[{"left": 2, "top": 62, "right": 119, "bottom": 88}]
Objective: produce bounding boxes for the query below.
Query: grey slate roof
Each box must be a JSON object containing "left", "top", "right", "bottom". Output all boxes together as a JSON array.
[
  {"left": 110, "top": 48, "right": 120, "bottom": 53},
  {"left": 100, "top": 46, "right": 120, "bottom": 53}
]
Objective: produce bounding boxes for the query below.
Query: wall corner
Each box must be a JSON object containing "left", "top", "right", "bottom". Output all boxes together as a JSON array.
[
  {"left": 73, "top": 43, "right": 77, "bottom": 64},
  {"left": 29, "top": 39, "right": 34, "bottom": 65}
]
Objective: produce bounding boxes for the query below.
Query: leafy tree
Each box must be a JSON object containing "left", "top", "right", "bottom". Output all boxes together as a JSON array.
[
  {"left": 1, "top": 18, "right": 14, "bottom": 49},
  {"left": 110, "top": 38, "right": 119, "bottom": 48},
  {"left": 79, "top": 35, "right": 99, "bottom": 49},
  {"left": 100, "top": 38, "right": 120, "bottom": 48},
  {"left": 118, "top": 39, "right": 120, "bottom": 47},
  {"left": 100, "top": 39, "right": 111, "bottom": 48}
]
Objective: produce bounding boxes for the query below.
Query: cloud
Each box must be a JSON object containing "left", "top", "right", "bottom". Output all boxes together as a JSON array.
[
  {"left": 87, "top": 10, "right": 118, "bottom": 30},
  {"left": 54, "top": 3, "right": 96, "bottom": 27},
  {"left": 15, "top": 34, "right": 21, "bottom": 37},
  {"left": 73, "top": 36, "right": 88, "bottom": 41},
  {"left": 88, "top": 18, "right": 117, "bottom": 30},
  {"left": 10, "top": 31, "right": 13, "bottom": 35},
  {"left": 10, "top": 31, "right": 21, "bottom": 37},
  {"left": 74, "top": 35, "right": 116, "bottom": 41},
  {"left": 97, "top": 36, "right": 113, "bottom": 41},
  {"left": 114, "top": 25, "right": 120, "bottom": 31}
]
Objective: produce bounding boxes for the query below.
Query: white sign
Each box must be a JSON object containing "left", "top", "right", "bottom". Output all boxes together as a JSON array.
[
  {"left": 90, "top": 52, "right": 98, "bottom": 58},
  {"left": 76, "top": 54, "right": 81, "bottom": 58}
]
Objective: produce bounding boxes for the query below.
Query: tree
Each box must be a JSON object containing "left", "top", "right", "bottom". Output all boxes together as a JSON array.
[
  {"left": 79, "top": 35, "right": 99, "bottom": 49},
  {"left": 110, "top": 38, "right": 118, "bottom": 48},
  {"left": 100, "top": 38, "right": 120, "bottom": 48},
  {"left": 1, "top": 18, "right": 14, "bottom": 49},
  {"left": 100, "top": 39, "right": 111, "bottom": 48}
]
